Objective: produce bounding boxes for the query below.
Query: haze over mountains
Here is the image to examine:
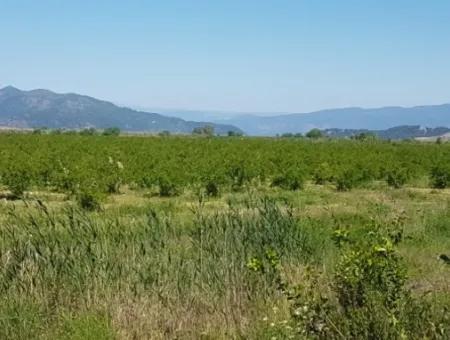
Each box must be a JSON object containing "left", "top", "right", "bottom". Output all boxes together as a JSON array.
[
  {"left": 0, "top": 86, "right": 241, "bottom": 135},
  {"left": 210, "top": 105, "right": 450, "bottom": 136},
  {"left": 1, "top": 86, "right": 450, "bottom": 137}
]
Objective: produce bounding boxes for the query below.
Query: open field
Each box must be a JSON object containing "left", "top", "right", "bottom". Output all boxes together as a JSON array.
[{"left": 1, "top": 135, "right": 450, "bottom": 339}]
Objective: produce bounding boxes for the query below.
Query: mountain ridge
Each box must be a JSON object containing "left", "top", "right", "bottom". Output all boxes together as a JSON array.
[
  {"left": 212, "top": 104, "right": 450, "bottom": 135},
  {"left": 0, "top": 86, "right": 242, "bottom": 135}
]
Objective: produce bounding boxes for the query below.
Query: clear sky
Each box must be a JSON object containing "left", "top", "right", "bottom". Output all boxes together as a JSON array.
[{"left": 1, "top": 0, "right": 450, "bottom": 113}]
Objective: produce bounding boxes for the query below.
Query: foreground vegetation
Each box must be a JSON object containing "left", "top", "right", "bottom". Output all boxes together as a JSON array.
[{"left": 0, "top": 134, "right": 449, "bottom": 339}]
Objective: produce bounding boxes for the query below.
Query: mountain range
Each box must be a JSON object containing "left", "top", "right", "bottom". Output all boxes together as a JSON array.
[
  {"left": 0, "top": 86, "right": 242, "bottom": 135},
  {"left": 1, "top": 86, "right": 450, "bottom": 137},
  {"left": 212, "top": 105, "right": 450, "bottom": 136}
]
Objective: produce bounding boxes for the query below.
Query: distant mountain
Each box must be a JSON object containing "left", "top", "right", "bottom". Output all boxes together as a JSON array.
[
  {"left": 0, "top": 86, "right": 242, "bottom": 135},
  {"left": 215, "top": 105, "right": 450, "bottom": 136},
  {"left": 323, "top": 125, "right": 450, "bottom": 140}
]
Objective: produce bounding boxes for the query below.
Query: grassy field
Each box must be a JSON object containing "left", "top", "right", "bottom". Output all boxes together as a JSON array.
[{"left": 0, "top": 135, "right": 450, "bottom": 339}]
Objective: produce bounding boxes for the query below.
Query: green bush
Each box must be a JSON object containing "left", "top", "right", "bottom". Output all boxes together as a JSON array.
[
  {"left": 157, "top": 176, "right": 180, "bottom": 197},
  {"left": 260, "top": 225, "right": 449, "bottom": 339},
  {"left": 204, "top": 180, "right": 220, "bottom": 197},
  {"left": 271, "top": 169, "right": 304, "bottom": 191},
  {"left": 430, "top": 166, "right": 450, "bottom": 189},
  {"left": 102, "top": 127, "right": 121, "bottom": 136},
  {"left": 76, "top": 190, "right": 103, "bottom": 211},
  {"left": 3, "top": 169, "right": 31, "bottom": 199},
  {"left": 386, "top": 167, "right": 409, "bottom": 188},
  {"left": 228, "top": 164, "right": 248, "bottom": 191},
  {"left": 313, "top": 162, "right": 334, "bottom": 185},
  {"left": 335, "top": 169, "right": 360, "bottom": 191}
]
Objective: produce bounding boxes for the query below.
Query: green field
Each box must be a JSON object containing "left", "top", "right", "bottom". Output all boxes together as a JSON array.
[{"left": 1, "top": 134, "right": 450, "bottom": 339}]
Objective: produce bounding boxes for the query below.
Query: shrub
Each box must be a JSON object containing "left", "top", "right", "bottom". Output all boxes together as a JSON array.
[
  {"left": 102, "top": 127, "right": 121, "bottom": 136},
  {"left": 76, "top": 190, "right": 103, "bottom": 211},
  {"left": 157, "top": 177, "right": 179, "bottom": 197},
  {"left": 334, "top": 241, "right": 406, "bottom": 310},
  {"left": 335, "top": 169, "right": 361, "bottom": 191},
  {"left": 386, "top": 167, "right": 409, "bottom": 188},
  {"left": 100, "top": 157, "right": 124, "bottom": 194},
  {"left": 271, "top": 169, "right": 304, "bottom": 191},
  {"left": 430, "top": 166, "right": 450, "bottom": 189},
  {"left": 228, "top": 165, "right": 248, "bottom": 191},
  {"left": 306, "top": 128, "right": 323, "bottom": 139},
  {"left": 192, "top": 125, "right": 215, "bottom": 136},
  {"left": 3, "top": 169, "right": 31, "bottom": 199},
  {"left": 258, "top": 223, "right": 450, "bottom": 339},
  {"left": 158, "top": 130, "right": 171, "bottom": 137},
  {"left": 204, "top": 180, "right": 220, "bottom": 197},
  {"left": 79, "top": 128, "right": 98, "bottom": 136},
  {"left": 227, "top": 130, "right": 243, "bottom": 137},
  {"left": 313, "top": 162, "right": 334, "bottom": 185}
]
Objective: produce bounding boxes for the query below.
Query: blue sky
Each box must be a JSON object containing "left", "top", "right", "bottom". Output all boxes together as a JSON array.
[{"left": 1, "top": 0, "right": 450, "bottom": 113}]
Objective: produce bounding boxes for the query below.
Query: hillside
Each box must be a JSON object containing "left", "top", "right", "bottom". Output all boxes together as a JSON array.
[
  {"left": 215, "top": 105, "right": 450, "bottom": 135},
  {"left": 0, "top": 86, "right": 242, "bottom": 135}
]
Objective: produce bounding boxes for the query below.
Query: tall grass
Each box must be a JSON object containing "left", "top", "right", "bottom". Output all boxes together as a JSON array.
[{"left": 0, "top": 192, "right": 449, "bottom": 338}]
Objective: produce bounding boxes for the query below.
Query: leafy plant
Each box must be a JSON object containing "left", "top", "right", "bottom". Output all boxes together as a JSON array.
[
  {"left": 157, "top": 176, "right": 180, "bottom": 197},
  {"left": 3, "top": 169, "right": 31, "bottom": 199},
  {"left": 271, "top": 169, "right": 304, "bottom": 191},
  {"left": 386, "top": 167, "right": 409, "bottom": 188},
  {"left": 430, "top": 166, "right": 450, "bottom": 189},
  {"left": 76, "top": 190, "right": 104, "bottom": 211}
]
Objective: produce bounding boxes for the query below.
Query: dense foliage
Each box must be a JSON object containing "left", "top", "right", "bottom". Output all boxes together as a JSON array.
[{"left": 1, "top": 134, "right": 450, "bottom": 198}]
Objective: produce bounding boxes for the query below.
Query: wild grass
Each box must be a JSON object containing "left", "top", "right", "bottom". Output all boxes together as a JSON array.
[{"left": 0, "top": 184, "right": 449, "bottom": 339}]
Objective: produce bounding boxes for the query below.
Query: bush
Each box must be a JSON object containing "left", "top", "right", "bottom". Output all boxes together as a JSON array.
[
  {"left": 334, "top": 241, "right": 406, "bottom": 310},
  {"left": 430, "top": 166, "right": 450, "bottom": 189},
  {"left": 306, "top": 128, "right": 323, "bottom": 139},
  {"left": 158, "top": 130, "right": 171, "bottom": 137},
  {"left": 386, "top": 167, "right": 409, "bottom": 188},
  {"left": 313, "top": 162, "right": 334, "bottom": 185},
  {"left": 3, "top": 169, "right": 31, "bottom": 199},
  {"left": 204, "top": 180, "right": 220, "bottom": 197},
  {"left": 102, "top": 127, "right": 121, "bottom": 136},
  {"left": 228, "top": 165, "right": 248, "bottom": 191},
  {"left": 157, "top": 177, "right": 179, "bottom": 197},
  {"left": 335, "top": 169, "right": 361, "bottom": 191},
  {"left": 271, "top": 169, "right": 304, "bottom": 191},
  {"left": 259, "top": 224, "right": 449, "bottom": 339},
  {"left": 192, "top": 125, "right": 215, "bottom": 136},
  {"left": 79, "top": 128, "right": 98, "bottom": 136},
  {"left": 76, "top": 190, "right": 103, "bottom": 211}
]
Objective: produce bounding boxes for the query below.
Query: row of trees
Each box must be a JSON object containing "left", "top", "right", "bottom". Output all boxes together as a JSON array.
[
  {"left": 1, "top": 134, "right": 450, "bottom": 203},
  {"left": 33, "top": 127, "right": 121, "bottom": 136}
]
